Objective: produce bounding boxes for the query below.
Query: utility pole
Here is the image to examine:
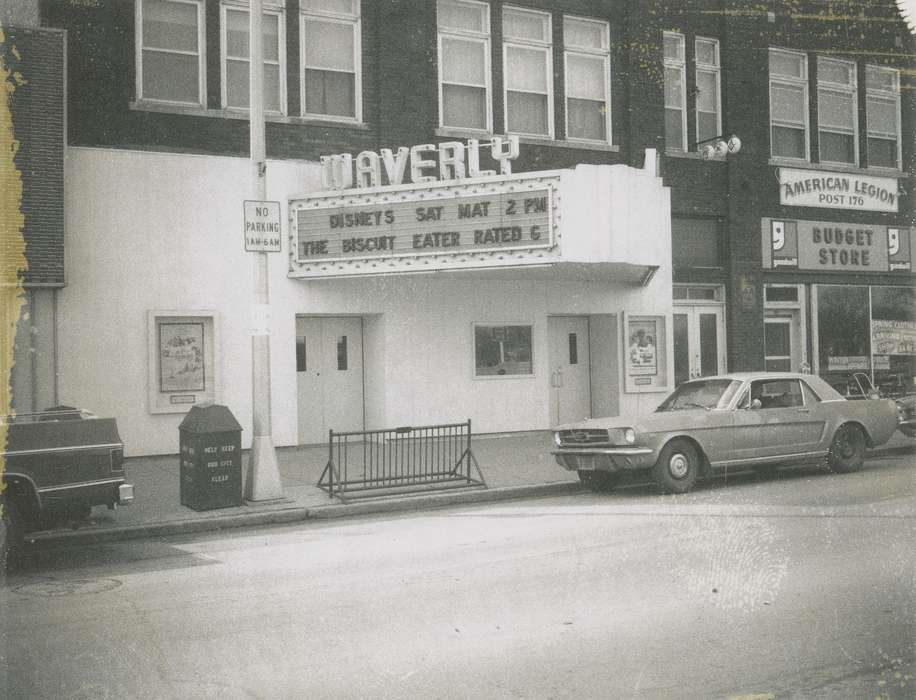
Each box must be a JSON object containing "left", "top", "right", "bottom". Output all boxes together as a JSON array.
[{"left": 245, "top": 0, "right": 283, "bottom": 501}]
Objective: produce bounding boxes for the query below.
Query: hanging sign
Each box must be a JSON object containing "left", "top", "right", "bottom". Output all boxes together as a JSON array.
[{"left": 244, "top": 200, "right": 282, "bottom": 252}]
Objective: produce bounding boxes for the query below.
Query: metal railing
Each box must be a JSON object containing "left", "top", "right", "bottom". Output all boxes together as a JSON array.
[{"left": 317, "top": 420, "right": 486, "bottom": 500}]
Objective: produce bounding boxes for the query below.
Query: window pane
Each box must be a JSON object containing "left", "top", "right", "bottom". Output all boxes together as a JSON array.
[
  {"left": 566, "top": 54, "right": 604, "bottom": 100},
  {"left": 227, "top": 9, "right": 248, "bottom": 57},
  {"left": 507, "top": 91, "right": 548, "bottom": 134},
  {"left": 695, "top": 39, "right": 717, "bottom": 66},
  {"left": 504, "top": 9, "right": 548, "bottom": 42},
  {"left": 696, "top": 70, "right": 717, "bottom": 112},
  {"left": 505, "top": 46, "right": 547, "bottom": 92},
  {"left": 337, "top": 336, "right": 348, "bottom": 371},
  {"left": 568, "top": 333, "right": 578, "bottom": 365},
  {"left": 665, "top": 108, "right": 684, "bottom": 150},
  {"left": 868, "top": 137, "right": 897, "bottom": 168},
  {"left": 227, "top": 60, "right": 281, "bottom": 111},
  {"left": 663, "top": 34, "right": 683, "bottom": 61},
  {"left": 771, "top": 83, "right": 805, "bottom": 123},
  {"left": 442, "top": 84, "right": 486, "bottom": 129},
  {"left": 264, "top": 63, "right": 281, "bottom": 111},
  {"left": 143, "top": 0, "right": 198, "bottom": 52},
  {"left": 564, "top": 18, "right": 605, "bottom": 50},
  {"left": 818, "top": 90, "right": 855, "bottom": 130},
  {"left": 305, "top": 20, "right": 354, "bottom": 70},
  {"left": 765, "top": 323, "right": 791, "bottom": 356},
  {"left": 819, "top": 131, "right": 855, "bottom": 163},
  {"left": 567, "top": 98, "right": 605, "bottom": 140},
  {"left": 263, "top": 14, "right": 279, "bottom": 61},
  {"left": 817, "top": 285, "right": 870, "bottom": 389},
  {"left": 442, "top": 37, "right": 485, "bottom": 85},
  {"left": 438, "top": 0, "right": 486, "bottom": 32},
  {"left": 303, "top": 0, "right": 356, "bottom": 15},
  {"left": 475, "top": 326, "right": 533, "bottom": 376},
  {"left": 866, "top": 65, "right": 897, "bottom": 92},
  {"left": 296, "top": 337, "right": 306, "bottom": 372},
  {"left": 770, "top": 51, "right": 804, "bottom": 78},
  {"left": 765, "top": 358, "right": 792, "bottom": 372},
  {"left": 697, "top": 111, "right": 717, "bottom": 143},
  {"left": 664, "top": 66, "right": 682, "bottom": 108},
  {"left": 699, "top": 313, "right": 718, "bottom": 377},
  {"left": 765, "top": 286, "right": 798, "bottom": 302},
  {"left": 772, "top": 125, "right": 806, "bottom": 158},
  {"left": 142, "top": 50, "right": 199, "bottom": 102},
  {"left": 673, "top": 314, "right": 689, "bottom": 386},
  {"left": 819, "top": 59, "right": 853, "bottom": 86},
  {"left": 867, "top": 96, "right": 897, "bottom": 135},
  {"left": 305, "top": 69, "right": 355, "bottom": 116}
]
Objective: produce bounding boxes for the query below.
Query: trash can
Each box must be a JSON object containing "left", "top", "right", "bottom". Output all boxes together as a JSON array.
[{"left": 179, "top": 404, "right": 243, "bottom": 511}]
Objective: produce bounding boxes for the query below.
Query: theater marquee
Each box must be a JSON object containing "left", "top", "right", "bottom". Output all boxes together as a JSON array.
[{"left": 289, "top": 173, "right": 558, "bottom": 276}]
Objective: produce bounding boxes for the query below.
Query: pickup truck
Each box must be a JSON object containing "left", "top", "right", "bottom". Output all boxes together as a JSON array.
[{"left": 2, "top": 407, "right": 134, "bottom": 563}]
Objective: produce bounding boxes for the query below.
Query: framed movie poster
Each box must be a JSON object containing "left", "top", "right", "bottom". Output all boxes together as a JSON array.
[
  {"left": 623, "top": 312, "right": 669, "bottom": 393},
  {"left": 148, "top": 311, "right": 219, "bottom": 413}
]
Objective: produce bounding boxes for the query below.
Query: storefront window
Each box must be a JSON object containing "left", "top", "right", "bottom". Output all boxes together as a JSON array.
[
  {"left": 816, "top": 285, "right": 916, "bottom": 398},
  {"left": 474, "top": 325, "right": 532, "bottom": 376},
  {"left": 871, "top": 286, "right": 916, "bottom": 397}
]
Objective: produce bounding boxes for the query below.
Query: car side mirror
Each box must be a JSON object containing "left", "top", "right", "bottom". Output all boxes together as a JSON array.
[{"left": 750, "top": 398, "right": 762, "bottom": 410}]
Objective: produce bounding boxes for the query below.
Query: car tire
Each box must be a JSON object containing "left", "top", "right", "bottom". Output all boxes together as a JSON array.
[
  {"left": 1, "top": 497, "right": 25, "bottom": 571},
  {"left": 828, "top": 423, "right": 866, "bottom": 473},
  {"left": 577, "top": 470, "right": 621, "bottom": 492},
  {"left": 899, "top": 425, "right": 916, "bottom": 439},
  {"left": 652, "top": 439, "right": 700, "bottom": 494}
]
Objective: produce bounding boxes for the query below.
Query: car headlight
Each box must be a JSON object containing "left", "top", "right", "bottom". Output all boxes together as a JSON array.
[{"left": 623, "top": 428, "right": 636, "bottom": 444}]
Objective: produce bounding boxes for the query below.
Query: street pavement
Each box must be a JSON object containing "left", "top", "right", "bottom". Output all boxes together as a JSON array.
[
  {"left": 21, "top": 430, "right": 916, "bottom": 548},
  {"left": 2, "top": 451, "right": 914, "bottom": 699}
]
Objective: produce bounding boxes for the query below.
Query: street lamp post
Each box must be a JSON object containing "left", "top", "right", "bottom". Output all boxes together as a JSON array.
[{"left": 245, "top": 0, "right": 283, "bottom": 502}]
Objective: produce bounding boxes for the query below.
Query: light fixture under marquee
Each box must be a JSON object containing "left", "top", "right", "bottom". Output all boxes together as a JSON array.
[{"left": 697, "top": 134, "right": 742, "bottom": 160}]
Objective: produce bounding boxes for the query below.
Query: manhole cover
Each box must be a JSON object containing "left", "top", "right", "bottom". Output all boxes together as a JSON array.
[{"left": 13, "top": 578, "right": 122, "bottom": 597}]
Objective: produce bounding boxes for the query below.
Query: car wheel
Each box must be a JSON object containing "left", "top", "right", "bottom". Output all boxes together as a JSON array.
[
  {"left": 1, "top": 498, "right": 25, "bottom": 570},
  {"left": 652, "top": 439, "right": 700, "bottom": 494},
  {"left": 828, "top": 423, "right": 866, "bottom": 473},
  {"left": 899, "top": 425, "right": 916, "bottom": 439},
  {"left": 577, "top": 470, "right": 621, "bottom": 492}
]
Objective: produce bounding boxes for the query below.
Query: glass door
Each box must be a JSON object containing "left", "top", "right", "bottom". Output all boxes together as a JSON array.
[
  {"left": 673, "top": 306, "right": 726, "bottom": 385},
  {"left": 764, "top": 318, "right": 792, "bottom": 371}
]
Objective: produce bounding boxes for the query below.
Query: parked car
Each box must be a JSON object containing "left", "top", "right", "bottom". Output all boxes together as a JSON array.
[
  {"left": 837, "top": 372, "right": 916, "bottom": 439},
  {"left": 1, "top": 407, "right": 133, "bottom": 564},
  {"left": 552, "top": 372, "right": 901, "bottom": 494}
]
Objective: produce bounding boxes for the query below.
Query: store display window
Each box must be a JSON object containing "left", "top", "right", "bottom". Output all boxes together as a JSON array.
[
  {"left": 474, "top": 324, "right": 533, "bottom": 377},
  {"left": 815, "top": 285, "right": 915, "bottom": 398}
]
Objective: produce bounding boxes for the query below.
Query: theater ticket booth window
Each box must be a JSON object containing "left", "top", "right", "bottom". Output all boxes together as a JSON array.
[{"left": 813, "top": 284, "right": 916, "bottom": 397}]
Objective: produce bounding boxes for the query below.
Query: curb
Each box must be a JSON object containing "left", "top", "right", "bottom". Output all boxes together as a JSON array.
[
  {"left": 26, "top": 480, "right": 584, "bottom": 549},
  {"left": 24, "top": 443, "right": 913, "bottom": 550}
]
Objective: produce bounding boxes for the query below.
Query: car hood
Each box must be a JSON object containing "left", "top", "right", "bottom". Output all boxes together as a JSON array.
[{"left": 555, "top": 409, "right": 715, "bottom": 434}]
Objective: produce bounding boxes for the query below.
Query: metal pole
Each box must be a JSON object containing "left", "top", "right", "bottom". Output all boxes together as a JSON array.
[{"left": 245, "top": 0, "right": 283, "bottom": 501}]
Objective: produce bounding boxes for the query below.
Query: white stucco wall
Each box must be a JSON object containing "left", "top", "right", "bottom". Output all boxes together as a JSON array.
[{"left": 62, "top": 147, "right": 672, "bottom": 456}]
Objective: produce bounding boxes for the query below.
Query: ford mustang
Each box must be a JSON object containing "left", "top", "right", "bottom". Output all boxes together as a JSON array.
[{"left": 552, "top": 372, "right": 901, "bottom": 494}]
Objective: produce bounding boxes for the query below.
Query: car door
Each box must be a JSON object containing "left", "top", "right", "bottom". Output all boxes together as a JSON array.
[{"left": 750, "top": 378, "right": 826, "bottom": 459}]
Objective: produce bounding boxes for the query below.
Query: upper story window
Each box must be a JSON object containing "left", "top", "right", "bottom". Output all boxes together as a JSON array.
[
  {"left": 817, "top": 57, "right": 857, "bottom": 165},
  {"left": 437, "top": 0, "right": 491, "bottom": 132},
  {"left": 563, "top": 16, "right": 611, "bottom": 144},
  {"left": 663, "top": 32, "right": 686, "bottom": 151},
  {"left": 502, "top": 6, "right": 553, "bottom": 138},
  {"left": 221, "top": 1, "right": 286, "bottom": 114},
  {"left": 694, "top": 37, "right": 721, "bottom": 146},
  {"left": 865, "top": 65, "right": 901, "bottom": 169},
  {"left": 300, "top": 0, "right": 361, "bottom": 121},
  {"left": 769, "top": 48, "right": 808, "bottom": 160},
  {"left": 136, "top": 0, "right": 206, "bottom": 107}
]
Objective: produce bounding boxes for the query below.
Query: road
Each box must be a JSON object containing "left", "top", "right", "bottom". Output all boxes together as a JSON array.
[{"left": 2, "top": 452, "right": 914, "bottom": 699}]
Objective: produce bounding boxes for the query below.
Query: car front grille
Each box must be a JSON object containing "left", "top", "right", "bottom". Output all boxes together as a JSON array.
[{"left": 557, "top": 429, "right": 610, "bottom": 446}]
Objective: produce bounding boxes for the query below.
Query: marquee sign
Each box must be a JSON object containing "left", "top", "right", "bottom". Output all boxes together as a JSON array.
[
  {"left": 293, "top": 184, "right": 553, "bottom": 264},
  {"left": 763, "top": 218, "right": 912, "bottom": 272},
  {"left": 778, "top": 167, "right": 899, "bottom": 213}
]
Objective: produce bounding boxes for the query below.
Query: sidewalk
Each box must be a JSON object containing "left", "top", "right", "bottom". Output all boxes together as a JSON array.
[{"left": 28, "top": 430, "right": 916, "bottom": 548}]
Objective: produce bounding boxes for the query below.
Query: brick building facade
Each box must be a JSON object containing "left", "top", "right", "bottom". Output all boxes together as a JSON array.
[{"left": 10, "top": 0, "right": 912, "bottom": 453}]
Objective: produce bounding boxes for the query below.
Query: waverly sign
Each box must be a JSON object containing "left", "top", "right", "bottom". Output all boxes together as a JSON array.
[{"left": 320, "top": 136, "right": 520, "bottom": 190}]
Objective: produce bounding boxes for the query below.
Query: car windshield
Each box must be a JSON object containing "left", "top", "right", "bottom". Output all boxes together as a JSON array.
[{"left": 656, "top": 379, "right": 742, "bottom": 411}]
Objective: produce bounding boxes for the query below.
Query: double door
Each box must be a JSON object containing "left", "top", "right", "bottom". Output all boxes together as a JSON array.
[
  {"left": 674, "top": 305, "right": 726, "bottom": 385},
  {"left": 296, "top": 317, "right": 364, "bottom": 445}
]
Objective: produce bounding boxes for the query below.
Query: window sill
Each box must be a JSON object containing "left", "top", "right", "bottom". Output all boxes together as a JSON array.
[
  {"left": 433, "top": 128, "right": 618, "bottom": 152},
  {"left": 129, "top": 101, "right": 369, "bottom": 129},
  {"left": 767, "top": 157, "right": 908, "bottom": 179},
  {"left": 665, "top": 148, "right": 726, "bottom": 162}
]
